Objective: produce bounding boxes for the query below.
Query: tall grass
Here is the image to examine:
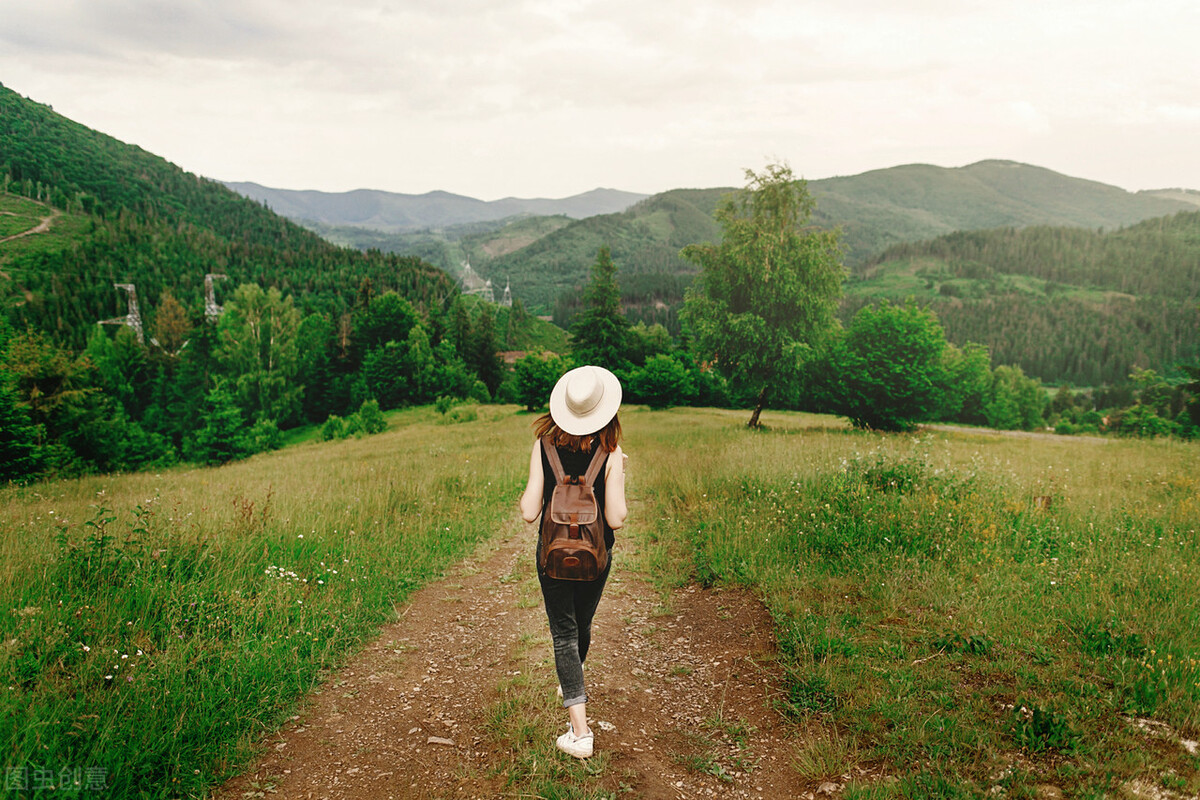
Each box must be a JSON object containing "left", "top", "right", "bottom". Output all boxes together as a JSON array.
[
  {"left": 0, "top": 406, "right": 530, "bottom": 797},
  {"left": 4, "top": 404, "right": 1197, "bottom": 798},
  {"left": 628, "top": 408, "right": 1200, "bottom": 797}
]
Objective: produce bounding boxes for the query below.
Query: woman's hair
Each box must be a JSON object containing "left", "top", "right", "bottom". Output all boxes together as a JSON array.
[{"left": 533, "top": 412, "right": 622, "bottom": 452}]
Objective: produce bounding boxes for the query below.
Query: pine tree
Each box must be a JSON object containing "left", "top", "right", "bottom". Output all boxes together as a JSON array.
[
  {"left": 0, "top": 381, "right": 42, "bottom": 481},
  {"left": 570, "top": 246, "right": 631, "bottom": 371},
  {"left": 470, "top": 304, "right": 503, "bottom": 398},
  {"left": 186, "top": 384, "right": 252, "bottom": 465}
]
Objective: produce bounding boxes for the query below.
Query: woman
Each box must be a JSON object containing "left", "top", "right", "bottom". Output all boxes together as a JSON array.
[{"left": 519, "top": 365, "right": 628, "bottom": 759}]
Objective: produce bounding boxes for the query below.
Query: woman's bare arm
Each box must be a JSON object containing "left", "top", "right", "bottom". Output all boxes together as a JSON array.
[
  {"left": 519, "top": 440, "right": 544, "bottom": 523},
  {"left": 603, "top": 445, "right": 628, "bottom": 530}
]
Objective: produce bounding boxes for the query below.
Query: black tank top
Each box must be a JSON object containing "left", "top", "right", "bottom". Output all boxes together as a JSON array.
[{"left": 539, "top": 441, "right": 615, "bottom": 549}]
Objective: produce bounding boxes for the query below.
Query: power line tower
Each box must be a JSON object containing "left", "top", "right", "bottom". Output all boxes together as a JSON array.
[
  {"left": 205, "top": 273, "right": 227, "bottom": 322},
  {"left": 98, "top": 283, "right": 145, "bottom": 344},
  {"left": 460, "top": 259, "right": 495, "bottom": 303}
]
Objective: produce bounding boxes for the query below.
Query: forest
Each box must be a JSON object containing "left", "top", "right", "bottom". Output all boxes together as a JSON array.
[
  {"left": 0, "top": 83, "right": 542, "bottom": 480},
  {"left": 2, "top": 83, "right": 1197, "bottom": 487},
  {"left": 853, "top": 214, "right": 1200, "bottom": 385}
]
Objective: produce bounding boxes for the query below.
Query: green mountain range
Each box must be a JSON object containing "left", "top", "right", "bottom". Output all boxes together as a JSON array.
[
  {"left": 3, "top": 79, "right": 1197, "bottom": 388},
  {"left": 287, "top": 160, "right": 1194, "bottom": 324}
]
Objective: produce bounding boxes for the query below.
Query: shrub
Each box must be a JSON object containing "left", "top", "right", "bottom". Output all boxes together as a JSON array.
[
  {"left": 356, "top": 399, "right": 387, "bottom": 434},
  {"left": 468, "top": 379, "right": 490, "bottom": 404},
  {"left": 821, "top": 301, "right": 948, "bottom": 431},
  {"left": 514, "top": 353, "right": 570, "bottom": 411},
  {"left": 320, "top": 414, "right": 344, "bottom": 441},
  {"left": 1112, "top": 404, "right": 1178, "bottom": 438},
  {"left": 248, "top": 419, "right": 283, "bottom": 452},
  {"left": 629, "top": 354, "right": 696, "bottom": 410}
]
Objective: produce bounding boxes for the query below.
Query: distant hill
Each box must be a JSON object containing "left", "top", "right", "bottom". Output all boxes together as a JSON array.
[
  {"left": 294, "top": 161, "right": 1196, "bottom": 328},
  {"left": 223, "top": 182, "right": 649, "bottom": 232},
  {"left": 849, "top": 211, "right": 1200, "bottom": 385},
  {"left": 810, "top": 159, "right": 1194, "bottom": 266},
  {"left": 1139, "top": 187, "right": 1200, "bottom": 208}
]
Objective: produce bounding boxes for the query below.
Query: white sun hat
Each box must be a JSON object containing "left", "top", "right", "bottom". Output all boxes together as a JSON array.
[{"left": 549, "top": 365, "right": 622, "bottom": 436}]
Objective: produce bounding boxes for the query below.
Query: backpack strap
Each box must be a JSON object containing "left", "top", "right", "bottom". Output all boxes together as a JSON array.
[
  {"left": 541, "top": 437, "right": 608, "bottom": 487},
  {"left": 581, "top": 443, "right": 608, "bottom": 488},
  {"left": 542, "top": 437, "right": 568, "bottom": 485}
]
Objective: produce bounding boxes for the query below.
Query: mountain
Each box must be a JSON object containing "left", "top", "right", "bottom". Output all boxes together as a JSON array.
[
  {"left": 1139, "top": 188, "right": 1200, "bottom": 208},
  {"left": 848, "top": 212, "right": 1200, "bottom": 385},
  {"left": 0, "top": 82, "right": 455, "bottom": 348},
  {"left": 222, "top": 182, "right": 648, "bottom": 232},
  {"left": 292, "top": 161, "right": 1195, "bottom": 325},
  {"left": 809, "top": 159, "right": 1194, "bottom": 265}
]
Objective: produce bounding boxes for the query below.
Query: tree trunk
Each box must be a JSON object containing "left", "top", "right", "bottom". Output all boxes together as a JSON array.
[{"left": 747, "top": 385, "right": 769, "bottom": 428}]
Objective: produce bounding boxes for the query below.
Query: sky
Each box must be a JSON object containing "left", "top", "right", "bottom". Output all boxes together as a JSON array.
[{"left": 1, "top": 0, "right": 1198, "bottom": 200}]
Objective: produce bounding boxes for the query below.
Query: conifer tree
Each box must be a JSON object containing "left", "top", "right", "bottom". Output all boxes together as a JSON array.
[
  {"left": 187, "top": 383, "right": 252, "bottom": 465},
  {"left": 0, "top": 381, "right": 42, "bottom": 481},
  {"left": 570, "top": 246, "right": 631, "bottom": 371},
  {"left": 470, "top": 304, "right": 503, "bottom": 398}
]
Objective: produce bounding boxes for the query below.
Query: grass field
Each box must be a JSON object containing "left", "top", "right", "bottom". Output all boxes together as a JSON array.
[
  {"left": 2, "top": 405, "right": 1197, "bottom": 798},
  {"left": 846, "top": 257, "right": 1119, "bottom": 304},
  {"left": 0, "top": 193, "right": 92, "bottom": 266}
]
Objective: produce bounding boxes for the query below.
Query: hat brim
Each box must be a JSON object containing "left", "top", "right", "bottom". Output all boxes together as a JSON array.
[{"left": 548, "top": 366, "right": 622, "bottom": 436}]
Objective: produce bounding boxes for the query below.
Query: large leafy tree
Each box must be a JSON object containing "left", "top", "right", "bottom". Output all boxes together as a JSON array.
[
  {"left": 681, "top": 163, "right": 843, "bottom": 427},
  {"left": 215, "top": 284, "right": 302, "bottom": 426},
  {"left": 570, "top": 246, "right": 632, "bottom": 371}
]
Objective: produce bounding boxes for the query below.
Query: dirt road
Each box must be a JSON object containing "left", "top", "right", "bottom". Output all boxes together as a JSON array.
[{"left": 213, "top": 517, "right": 819, "bottom": 799}]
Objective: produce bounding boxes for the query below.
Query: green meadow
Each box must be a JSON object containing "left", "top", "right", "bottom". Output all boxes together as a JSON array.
[{"left": 2, "top": 406, "right": 1198, "bottom": 798}]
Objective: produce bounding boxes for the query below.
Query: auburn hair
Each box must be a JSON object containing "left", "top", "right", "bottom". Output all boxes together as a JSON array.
[{"left": 533, "top": 412, "right": 622, "bottom": 453}]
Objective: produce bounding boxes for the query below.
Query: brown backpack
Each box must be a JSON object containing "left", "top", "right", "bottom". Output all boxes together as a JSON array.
[{"left": 539, "top": 438, "right": 610, "bottom": 581}]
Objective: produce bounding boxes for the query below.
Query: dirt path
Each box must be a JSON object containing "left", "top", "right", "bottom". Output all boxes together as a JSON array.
[
  {"left": 0, "top": 206, "right": 62, "bottom": 244},
  {"left": 213, "top": 517, "right": 816, "bottom": 799}
]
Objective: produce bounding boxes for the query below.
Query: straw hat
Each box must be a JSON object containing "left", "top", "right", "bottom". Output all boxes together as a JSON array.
[{"left": 549, "top": 365, "right": 622, "bottom": 436}]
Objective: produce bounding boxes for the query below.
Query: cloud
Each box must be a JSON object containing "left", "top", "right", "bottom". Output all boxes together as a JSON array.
[{"left": 1, "top": 0, "right": 1198, "bottom": 196}]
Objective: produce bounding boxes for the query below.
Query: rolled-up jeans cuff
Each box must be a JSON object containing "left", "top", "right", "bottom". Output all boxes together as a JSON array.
[{"left": 562, "top": 692, "right": 587, "bottom": 708}]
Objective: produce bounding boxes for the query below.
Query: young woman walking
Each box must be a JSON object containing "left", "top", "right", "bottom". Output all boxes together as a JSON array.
[{"left": 519, "top": 365, "right": 628, "bottom": 759}]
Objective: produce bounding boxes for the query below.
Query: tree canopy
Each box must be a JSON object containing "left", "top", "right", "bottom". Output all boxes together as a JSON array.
[{"left": 681, "top": 163, "right": 844, "bottom": 427}]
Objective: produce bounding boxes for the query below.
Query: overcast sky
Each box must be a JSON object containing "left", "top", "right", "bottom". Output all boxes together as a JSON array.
[{"left": 2, "top": 0, "right": 1197, "bottom": 200}]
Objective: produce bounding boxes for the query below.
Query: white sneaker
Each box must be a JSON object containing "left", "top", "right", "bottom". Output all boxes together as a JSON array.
[{"left": 556, "top": 725, "right": 594, "bottom": 759}]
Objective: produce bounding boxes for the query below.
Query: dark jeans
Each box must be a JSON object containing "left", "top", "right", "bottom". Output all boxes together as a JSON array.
[{"left": 538, "top": 558, "right": 611, "bottom": 708}]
